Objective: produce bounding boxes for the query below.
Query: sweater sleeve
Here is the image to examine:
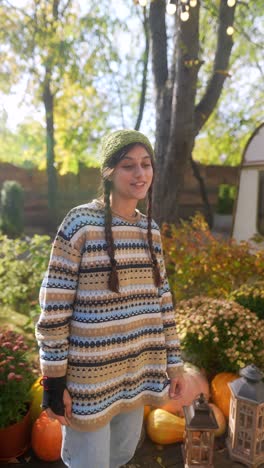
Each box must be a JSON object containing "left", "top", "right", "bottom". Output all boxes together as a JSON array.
[
  {"left": 35, "top": 213, "right": 82, "bottom": 378},
  {"left": 157, "top": 230, "right": 183, "bottom": 379}
]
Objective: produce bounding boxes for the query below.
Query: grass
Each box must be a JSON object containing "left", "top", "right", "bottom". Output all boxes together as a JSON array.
[{"left": 0, "top": 306, "right": 29, "bottom": 332}]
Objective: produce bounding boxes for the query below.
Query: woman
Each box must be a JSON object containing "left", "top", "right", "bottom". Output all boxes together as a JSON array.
[{"left": 36, "top": 129, "right": 184, "bottom": 468}]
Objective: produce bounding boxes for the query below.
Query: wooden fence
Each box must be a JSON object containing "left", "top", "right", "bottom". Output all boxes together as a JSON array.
[{"left": 0, "top": 162, "right": 239, "bottom": 234}]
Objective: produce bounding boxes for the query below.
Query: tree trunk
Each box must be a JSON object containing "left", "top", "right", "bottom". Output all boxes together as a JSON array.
[
  {"left": 190, "top": 158, "right": 213, "bottom": 228},
  {"left": 135, "top": 7, "right": 149, "bottom": 131},
  {"left": 152, "top": 2, "right": 200, "bottom": 224},
  {"left": 149, "top": 0, "right": 172, "bottom": 217},
  {"left": 43, "top": 71, "right": 58, "bottom": 229},
  {"left": 149, "top": 0, "right": 237, "bottom": 225}
]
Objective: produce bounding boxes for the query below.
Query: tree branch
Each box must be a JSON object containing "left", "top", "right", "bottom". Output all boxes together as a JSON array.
[
  {"left": 149, "top": 0, "right": 168, "bottom": 91},
  {"left": 194, "top": 0, "right": 236, "bottom": 134},
  {"left": 134, "top": 6, "right": 149, "bottom": 131}
]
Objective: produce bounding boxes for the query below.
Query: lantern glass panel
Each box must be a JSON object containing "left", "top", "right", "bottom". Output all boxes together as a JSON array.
[
  {"left": 246, "top": 415, "right": 253, "bottom": 428},
  {"left": 239, "top": 413, "right": 245, "bottom": 426},
  {"left": 201, "top": 447, "right": 210, "bottom": 462},
  {"left": 190, "top": 446, "right": 201, "bottom": 462}
]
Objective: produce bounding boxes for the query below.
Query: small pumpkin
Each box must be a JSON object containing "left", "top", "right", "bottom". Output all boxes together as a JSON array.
[
  {"left": 146, "top": 408, "right": 185, "bottom": 445},
  {"left": 31, "top": 410, "right": 62, "bottom": 461},
  {"left": 209, "top": 403, "right": 226, "bottom": 437},
  {"left": 160, "top": 363, "right": 209, "bottom": 416},
  {"left": 29, "top": 377, "right": 43, "bottom": 423},
  {"left": 211, "top": 372, "right": 237, "bottom": 418},
  {"left": 144, "top": 406, "right": 151, "bottom": 420}
]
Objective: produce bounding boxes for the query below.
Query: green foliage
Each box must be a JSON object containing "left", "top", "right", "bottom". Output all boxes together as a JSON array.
[
  {"left": 216, "top": 184, "right": 236, "bottom": 215},
  {"left": 0, "top": 328, "right": 36, "bottom": 427},
  {"left": 0, "top": 180, "right": 24, "bottom": 237},
  {"left": 193, "top": 0, "right": 264, "bottom": 166},
  {"left": 0, "top": 234, "right": 50, "bottom": 317},
  {"left": 230, "top": 281, "right": 264, "bottom": 321},
  {"left": 0, "top": 1, "right": 145, "bottom": 171},
  {"left": 0, "top": 115, "right": 46, "bottom": 169},
  {"left": 176, "top": 296, "right": 264, "bottom": 375},
  {"left": 161, "top": 213, "right": 264, "bottom": 301}
]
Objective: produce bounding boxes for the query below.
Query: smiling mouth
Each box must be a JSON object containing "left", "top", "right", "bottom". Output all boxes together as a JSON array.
[{"left": 131, "top": 182, "right": 146, "bottom": 187}]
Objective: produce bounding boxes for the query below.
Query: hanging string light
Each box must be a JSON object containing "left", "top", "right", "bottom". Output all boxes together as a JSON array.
[
  {"left": 166, "top": 0, "right": 177, "bottom": 15},
  {"left": 226, "top": 26, "right": 234, "bottom": 35},
  {"left": 180, "top": 5, "right": 190, "bottom": 21},
  {"left": 137, "top": 0, "right": 235, "bottom": 35},
  {"left": 227, "top": 0, "right": 236, "bottom": 6}
]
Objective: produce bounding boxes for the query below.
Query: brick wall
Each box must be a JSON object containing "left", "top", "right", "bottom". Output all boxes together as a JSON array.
[{"left": 0, "top": 162, "right": 239, "bottom": 234}]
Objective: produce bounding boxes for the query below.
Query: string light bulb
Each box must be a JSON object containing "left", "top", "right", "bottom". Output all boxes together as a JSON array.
[
  {"left": 190, "top": 0, "right": 197, "bottom": 6},
  {"left": 227, "top": 0, "right": 236, "bottom": 6},
  {"left": 166, "top": 1, "right": 177, "bottom": 15},
  {"left": 138, "top": 0, "right": 147, "bottom": 6},
  {"left": 181, "top": 9, "right": 190, "bottom": 21},
  {"left": 226, "top": 26, "right": 234, "bottom": 35}
]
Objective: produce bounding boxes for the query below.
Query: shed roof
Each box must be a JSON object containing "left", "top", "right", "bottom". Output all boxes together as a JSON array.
[{"left": 242, "top": 123, "right": 264, "bottom": 167}]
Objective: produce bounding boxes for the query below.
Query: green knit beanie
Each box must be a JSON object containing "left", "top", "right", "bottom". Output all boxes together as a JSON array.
[{"left": 100, "top": 129, "right": 154, "bottom": 169}]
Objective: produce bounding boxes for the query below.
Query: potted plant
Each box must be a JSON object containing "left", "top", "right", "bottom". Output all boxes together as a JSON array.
[{"left": 0, "top": 328, "right": 36, "bottom": 460}]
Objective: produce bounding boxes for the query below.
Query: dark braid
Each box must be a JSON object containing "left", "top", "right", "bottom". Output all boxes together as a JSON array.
[
  {"left": 103, "top": 181, "right": 119, "bottom": 293},
  {"left": 147, "top": 185, "right": 162, "bottom": 287}
]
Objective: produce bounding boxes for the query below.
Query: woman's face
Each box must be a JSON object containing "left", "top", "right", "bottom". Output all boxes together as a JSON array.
[{"left": 110, "top": 144, "right": 154, "bottom": 203}]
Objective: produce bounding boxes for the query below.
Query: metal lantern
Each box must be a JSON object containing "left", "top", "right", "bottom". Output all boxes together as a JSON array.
[
  {"left": 183, "top": 393, "right": 219, "bottom": 468},
  {"left": 227, "top": 364, "right": 264, "bottom": 468}
]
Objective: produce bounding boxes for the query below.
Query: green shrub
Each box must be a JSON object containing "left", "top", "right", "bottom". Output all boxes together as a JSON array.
[
  {"left": 161, "top": 213, "right": 264, "bottom": 301},
  {"left": 0, "top": 234, "right": 50, "bottom": 317},
  {"left": 175, "top": 296, "right": 264, "bottom": 375},
  {"left": 230, "top": 281, "right": 264, "bottom": 320},
  {"left": 216, "top": 184, "right": 236, "bottom": 215},
  {"left": 0, "top": 181, "right": 24, "bottom": 237}
]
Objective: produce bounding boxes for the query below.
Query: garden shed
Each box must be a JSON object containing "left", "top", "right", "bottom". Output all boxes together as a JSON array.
[{"left": 233, "top": 123, "right": 264, "bottom": 242}]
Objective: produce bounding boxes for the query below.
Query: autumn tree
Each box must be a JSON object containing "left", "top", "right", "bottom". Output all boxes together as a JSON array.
[
  {"left": 141, "top": 0, "right": 261, "bottom": 225},
  {"left": 146, "top": 0, "right": 239, "bottom": 224},
  {"left": 0, "top": 1, "right": 116, "bottom": 226}
]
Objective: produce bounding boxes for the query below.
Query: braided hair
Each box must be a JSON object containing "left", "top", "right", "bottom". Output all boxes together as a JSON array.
[{"left": 102, "top": 143, "right": 162, "bottom": 293}]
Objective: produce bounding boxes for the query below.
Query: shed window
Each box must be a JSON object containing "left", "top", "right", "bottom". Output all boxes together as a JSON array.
[{"left": 257, "top": 171, "right": 264, "bottom": 235}]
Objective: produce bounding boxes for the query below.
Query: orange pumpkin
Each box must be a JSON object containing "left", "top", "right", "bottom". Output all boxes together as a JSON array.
[
  {"left": 144, "top": 406, "right": 151, "bottom": 420},
  {"left": 146, "top": 408, "right": 185, "bottom": 444},
  {"left": 161, "top": 363, "right": 209, "bottom": 416},
  {"left": 211, "top": 372, "right": 237, "bottom": 418},
  {"left": 31, "top": 411, "right": 62, "bottom": 461},
  {"left": 209, "top": 403, "right": 226, "bottom": 437}
]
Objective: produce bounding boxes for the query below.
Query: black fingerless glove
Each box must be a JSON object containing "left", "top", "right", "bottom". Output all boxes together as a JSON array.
[{"left": 40, "top": 375, "right": 67, "bottom": 416}]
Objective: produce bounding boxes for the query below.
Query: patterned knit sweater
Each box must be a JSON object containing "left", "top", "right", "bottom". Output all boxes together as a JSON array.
[{"left": 36, "top": 200, "right": 182, "bottom": 431}]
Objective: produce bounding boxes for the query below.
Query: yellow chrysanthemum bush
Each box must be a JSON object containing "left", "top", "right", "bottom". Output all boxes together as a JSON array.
[
  {"left": 230, "top": 280, "right": 264, "bottom": 321},
  {"left": 175, "top": 297, "right": 264, "bottom": 376}
]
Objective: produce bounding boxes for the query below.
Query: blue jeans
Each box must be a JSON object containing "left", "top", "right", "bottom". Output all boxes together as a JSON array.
[{"left": 61, "top": 406, "right": 144, "bottom": 468}]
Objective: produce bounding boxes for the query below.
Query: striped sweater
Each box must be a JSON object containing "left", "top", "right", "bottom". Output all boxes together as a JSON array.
[{"left": 36, "top": 200, "right": 182, "bottom": 431}]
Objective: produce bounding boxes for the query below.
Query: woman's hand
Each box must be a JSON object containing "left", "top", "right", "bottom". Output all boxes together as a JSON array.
[
  {"left": 169, "top": 376, "right": 184, "bottom": 399},
  {"left": 46, "top": 388, "right": 72, "bottom": 425}
]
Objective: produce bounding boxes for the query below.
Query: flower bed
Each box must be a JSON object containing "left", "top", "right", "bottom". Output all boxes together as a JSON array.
[{"left": 175, "top": 296, "right": 264, "bottom": 375}]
